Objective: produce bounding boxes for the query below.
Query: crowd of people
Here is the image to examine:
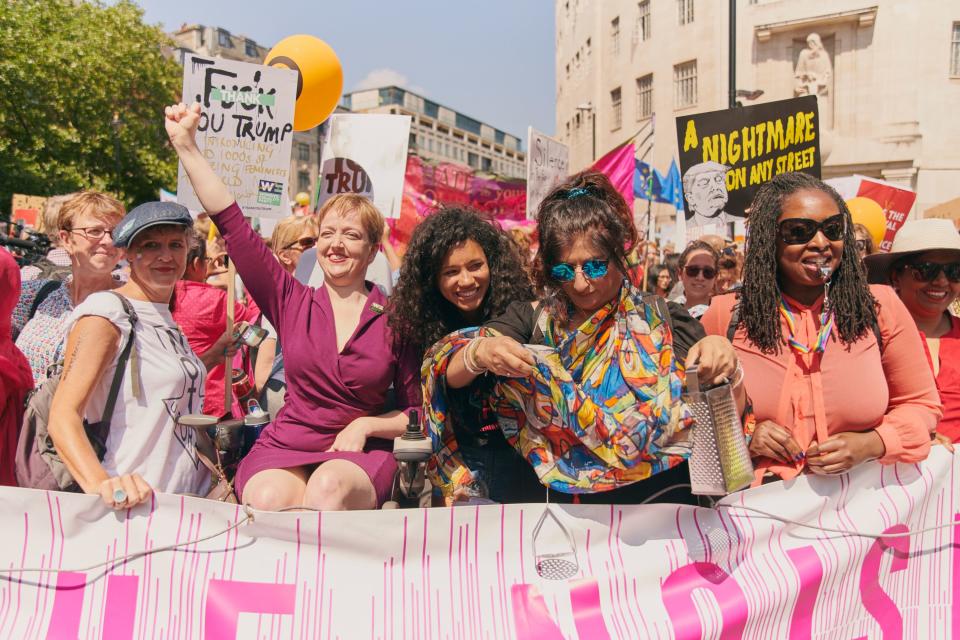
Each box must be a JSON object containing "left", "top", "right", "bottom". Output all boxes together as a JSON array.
[{"left": 0, "top": 101, "right": 957, "bottom": 513}]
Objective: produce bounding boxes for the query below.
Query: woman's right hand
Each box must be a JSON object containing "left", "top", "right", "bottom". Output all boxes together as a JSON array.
[
  {"left": 474, "top": 336, "right": 535, "bottom": 377},
  {"left": 96, "top": 474, "right": 153, "bottom": 510},
  {"left": 749, "top": 420, "right": 805, "bottom": 464},
  {"left": 164, "top": 102, "right": 202, "bottom": 151}
]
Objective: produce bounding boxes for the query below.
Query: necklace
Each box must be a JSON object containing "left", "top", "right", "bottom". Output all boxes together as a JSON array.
[{"left": 778, "top": 295, "right": 835, "bottom": 354}]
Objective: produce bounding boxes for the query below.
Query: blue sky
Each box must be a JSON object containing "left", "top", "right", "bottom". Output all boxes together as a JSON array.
[{"left": 132, "top": 0, "right": 556, "bottom": 143}]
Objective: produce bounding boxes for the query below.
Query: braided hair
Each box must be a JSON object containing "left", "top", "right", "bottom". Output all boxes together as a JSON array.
[
  {"left": 736, "top": 171, "right": 877, "bottom": 353},
  {"left": 388, "top": 207, "right": 534, "bottom": 354},
  {"left": 533, "top": 171, "right": 637, "bottom": 325}
]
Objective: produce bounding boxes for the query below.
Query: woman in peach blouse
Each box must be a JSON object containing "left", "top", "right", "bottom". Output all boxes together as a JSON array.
[{"left": 701, "top": 172, "right": 941, "bottom": 483}]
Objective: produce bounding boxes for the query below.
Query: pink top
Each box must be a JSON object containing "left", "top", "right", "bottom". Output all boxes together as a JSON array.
[
  {"left": 919, "top": 315, "right": 960, "bottom": 442},
  {"left": 701, "top": 285, "right": 940, "bottom": 481},
  {"left": 172, "top": 280, "right": 260, "bottom": 417}
]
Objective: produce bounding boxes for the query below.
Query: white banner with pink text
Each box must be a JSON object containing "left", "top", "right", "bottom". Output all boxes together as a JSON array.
[{"left": 0, "top": 448, "right": 958, "bottom": 639}]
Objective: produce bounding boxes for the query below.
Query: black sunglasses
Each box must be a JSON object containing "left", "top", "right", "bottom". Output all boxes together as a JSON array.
[
  {"left": 283, "top": 236, "right": 317, "bottom": 251},
  {"left": 778, "top": 213, "right": 845, "bottom": 245},
  {"left": 684, "top": 265, "right": 716, "bottom": 279},
  {"left": 902, "top": 261, "right": 960, "bottom": 283}
]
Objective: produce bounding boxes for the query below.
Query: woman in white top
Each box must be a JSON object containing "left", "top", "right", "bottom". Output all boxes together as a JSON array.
[{"left": 49, "top": 202, "right": 209, "bottom": 509}]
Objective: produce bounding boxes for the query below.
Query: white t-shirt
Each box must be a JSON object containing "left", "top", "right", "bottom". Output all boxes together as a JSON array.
[{"left": 65, "top": 292, "right": 209, "bottom": 495}]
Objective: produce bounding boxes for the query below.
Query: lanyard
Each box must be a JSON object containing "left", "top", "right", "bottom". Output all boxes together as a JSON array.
[{"left": 778, "top": 295, "right": 835, "bottom": 354}]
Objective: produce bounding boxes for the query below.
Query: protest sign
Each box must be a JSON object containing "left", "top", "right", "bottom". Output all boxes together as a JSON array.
[
  {"left": 526, "top": 127, "right": 569, "bottom": 219},
  {"left": 676, "top": 95, "right": 821, "bottom": 239},
  {"left": 316, "top": 114, "right": 412, "bottom": 219},
  {"left": 177, "top": 54, "right": 298, "bottom": 218},
  {"left": 10, "top": 194, "right": 47, "bottom": 229},
  {"left": 826, "top": 174, "right": 918, "bottom": 251},
  {"left": 1, "top": 450, "right": 958, "bottom": 639}
]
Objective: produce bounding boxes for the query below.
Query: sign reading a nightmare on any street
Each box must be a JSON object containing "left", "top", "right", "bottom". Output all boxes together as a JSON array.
[
  {"left": 178, "top": 54, "right": 298, "bottom": 218},
  {"left": 675, "top": 95, "right": 821, "bottom": 228}
]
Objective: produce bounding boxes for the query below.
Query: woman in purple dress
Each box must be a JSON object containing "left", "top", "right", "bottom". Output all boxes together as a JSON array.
[{"left": 165, "top": 102, "right": 420, "bottom": 511}]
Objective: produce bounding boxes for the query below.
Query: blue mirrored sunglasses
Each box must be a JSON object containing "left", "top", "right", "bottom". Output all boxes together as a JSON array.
[{"left": 550, "top": 259, "right": 609, "bottom": 282}]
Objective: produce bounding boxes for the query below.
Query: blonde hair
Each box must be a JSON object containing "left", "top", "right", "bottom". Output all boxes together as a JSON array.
[
  {"left": 316, "top": 194, "right": 384, "bottom": 244},
  {"left": 271, "top": 215, "right": 319, "bottom": 253},
  {"left": 57, "top": 191, "right": 124, "bottom": 231}
]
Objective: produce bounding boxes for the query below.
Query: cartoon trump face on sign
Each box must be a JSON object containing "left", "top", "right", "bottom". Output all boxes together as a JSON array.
[{"left": 682, "top": 161, "right": 731, "bottom": 227}]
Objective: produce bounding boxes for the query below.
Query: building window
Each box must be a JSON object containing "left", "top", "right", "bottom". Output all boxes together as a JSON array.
[
  {"left": 297, "top": 171, "right": 310, "bottom": 194},
  {"left": 678, "top": 0, "right": 694, "bottom": 25},
  {"left": 217, "top": 29, "right": 232, "bottom": 48},
  {"left": 610, "top": 87, "right": 622, "bottom": 130},
  {"left": 953, "top": 22, "right": 960, "bottom": 76},
  {"left": 674, "top": 60, "right": 698, "bottom": 108},
  {"left": 298, "top": 143, "right": 310, "bottom": 162},
  {"left": 467, "top": 152, "right": 479, "bottom": 169},
  {"left": 636, "top": 74, "right": 653, "bottom": 119},
  {"left": 244, "top": 40, "right": 258, "bottom": 58},
  {"left": 610, "top": 17, "right": 620, "bottom": 55},
  {"left": 637, "top": 1, "right": 651, "bottom": 42}
]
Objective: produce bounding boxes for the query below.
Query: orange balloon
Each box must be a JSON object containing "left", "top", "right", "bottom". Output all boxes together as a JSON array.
[
  {"left": 265, "top": 35, "right": 343, "bottom": 131},
  {"left": 846, "top": 197, "right": 887, "bottom": 246}
]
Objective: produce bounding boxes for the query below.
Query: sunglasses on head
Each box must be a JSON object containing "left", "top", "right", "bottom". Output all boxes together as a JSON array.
[
  {"left": 902, "top": 261, "right": 960, "bottom": 283},
  {"left": 283, "top": 236, "right": 317, "bottom": 251},
  {"left": 684, "top": 265, "right": 717, "bottom": 279},
  {"left": 550, "top": 259, "right": 609, "bottom": 282},
  {"left": 778, "top": 213, "right": 845, "bottom": 245}
]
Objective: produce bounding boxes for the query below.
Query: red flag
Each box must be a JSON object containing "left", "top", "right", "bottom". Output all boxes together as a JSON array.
[{"left": 590, "top": 143, "right": 636, "bottom": 210}]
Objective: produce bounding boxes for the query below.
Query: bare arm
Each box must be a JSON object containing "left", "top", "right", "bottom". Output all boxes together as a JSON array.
[
  {"left": 48, "top": 316, "right": 153, "bottom": 507},
  {"left": 254, "top": 337, "right": 277, "bottom": 395},
  {"left": 326, "top": 409, "right": 409, "bottom": 452},
  {"left": 164, "top": 103, "right": 234, "bottom": 214}
]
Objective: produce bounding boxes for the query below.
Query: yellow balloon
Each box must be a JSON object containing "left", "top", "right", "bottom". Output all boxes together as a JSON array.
[
  {"left": 295, "top": 192, "right": 310, "bottom": 207},
  {"left": 846, "top": 197, "right": 887, "bottom": 246},
  {"left": 265, "top": 35, "right": 343, "bottom": 132}
]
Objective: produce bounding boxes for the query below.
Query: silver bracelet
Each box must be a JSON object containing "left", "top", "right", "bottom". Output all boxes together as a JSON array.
[
  {"left": 730, "top": 361, "right": 745, "bottom": 387},
  {"left": 462, "top": 338, "right": 486, "bottom": 376}
]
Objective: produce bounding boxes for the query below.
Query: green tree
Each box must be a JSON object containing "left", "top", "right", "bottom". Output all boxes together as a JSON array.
[{"left": 0, "top": 0, "right": 181, "bottom": 214}]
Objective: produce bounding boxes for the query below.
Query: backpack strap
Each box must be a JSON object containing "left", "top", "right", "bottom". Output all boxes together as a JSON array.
[
  {"left": 871, "top": 313, "right": 884, "bottom": 353},
  {"left": 27, "top": 280, "right": 61, "bottom": 322},
  {"left": 99, "top": 292, "right": 141, "bottom": 423},
  {"left": 726, "top": 303, "right": 741, "bottom": 342}
]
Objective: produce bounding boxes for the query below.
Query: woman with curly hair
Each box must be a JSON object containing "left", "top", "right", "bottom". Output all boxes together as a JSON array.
[
  {"left": 700, "top": 172, "right": 940, "bottom": 483},
  {"left": 389, "top": 207, "right": 541, "bottom": 502},
  {"left": 423, "top": 172, "right": 743, "bottom": 505}
]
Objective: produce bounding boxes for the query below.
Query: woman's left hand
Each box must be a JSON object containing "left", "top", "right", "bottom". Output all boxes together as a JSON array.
[
  {"left": 806, "top": 430, "right": 886, "bottom": 475},
  {"left": 326, "top": 417, "right": 371, "bottom": 452},
  {"left": 685, "top": 335, "right": 738, "bottom": 386}
]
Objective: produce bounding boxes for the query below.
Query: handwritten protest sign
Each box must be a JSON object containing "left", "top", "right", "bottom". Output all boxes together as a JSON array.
[
  {"left": 317, "top": 114, "right": 411, "bottom": 218},
  {"left": 526, "top": 127, "right": 569, "bottom": 218},
  {"left": 676, "top": 95, "right": 820, "bottom": 238},
  {"left": 10, "top": 194, "right": 47, "bottom": 229},
  {"left": 178, "top": 54, "right": 298, "bottom": 218}
]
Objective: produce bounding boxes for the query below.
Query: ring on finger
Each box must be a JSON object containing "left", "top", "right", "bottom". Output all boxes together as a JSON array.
[{"left": 113, "top": 488, "right": 128, "bottom": 504}]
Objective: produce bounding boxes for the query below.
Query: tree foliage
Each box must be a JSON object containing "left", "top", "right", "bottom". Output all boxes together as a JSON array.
[{"left": 0, "top": 0, "right": 181, "bottom": 213}]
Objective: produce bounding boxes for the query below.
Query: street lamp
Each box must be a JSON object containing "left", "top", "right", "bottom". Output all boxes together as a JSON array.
[{"left": 576, "top": 102, "right": 596, "bottom": 162}]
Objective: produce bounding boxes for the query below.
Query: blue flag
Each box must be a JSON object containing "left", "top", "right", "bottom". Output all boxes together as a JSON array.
[
  {"left": 634, "top": 160, "right": 654, "bottom": 200},
  {"left": 656, "top": 160, "right": 685, "bottom": 211}
]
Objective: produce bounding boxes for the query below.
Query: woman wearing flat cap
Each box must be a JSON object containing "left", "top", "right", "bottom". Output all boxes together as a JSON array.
[
  {"left": 48, "top": 202, "right": 210, "bottom": 508},
  {"left": 866, "top": 219, "right": 960, "bottom": 444}
]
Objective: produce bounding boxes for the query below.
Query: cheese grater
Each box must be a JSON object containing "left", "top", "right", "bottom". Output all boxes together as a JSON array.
[{"left": 684, "top": 366, "right": 755, "bottom": 496}]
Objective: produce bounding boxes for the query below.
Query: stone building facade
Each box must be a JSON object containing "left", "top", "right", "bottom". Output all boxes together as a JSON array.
[{"left": 555, "top": 0, "right": 960, "bottom": 225}]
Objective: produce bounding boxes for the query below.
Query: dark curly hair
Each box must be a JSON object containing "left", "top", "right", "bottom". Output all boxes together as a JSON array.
[
  {"left": 533, "top": 171, "right": 637, "bottom": 324},
  {"left": 736, "top": 171, "right": 877, "bottom": 353},
  {"left": 388, "top": 207, "right": 535, "bottom": 353}
]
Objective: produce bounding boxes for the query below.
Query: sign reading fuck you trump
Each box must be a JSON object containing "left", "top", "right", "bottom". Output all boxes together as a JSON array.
[{"left": 0, "top": 449, "right": 958, "bottom": 638}]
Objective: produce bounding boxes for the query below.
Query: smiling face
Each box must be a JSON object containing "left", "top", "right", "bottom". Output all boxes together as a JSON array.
[
  {"left": 60, "top": 211, "right": 122, "bottom": 276},
  {"left": 315, "top": 208, "right": 377, "bottom": 287},
  {"left": 554, "top": 233, "right": 621, "bottom": 320},
  {"left": 776, "top": 188, "right": 844, "bottom": 302},
  {"left": 437, "top": 239, "right": 491, "bottom": 323},
  {"left": 126, "top": 225, "right": 188, "bottom": 290},
  {"left": 890, "top": 249, "right": 960, "bottom": 322},
  {"left": 680, "top": 249, "right": 717, "bottom": 306}
]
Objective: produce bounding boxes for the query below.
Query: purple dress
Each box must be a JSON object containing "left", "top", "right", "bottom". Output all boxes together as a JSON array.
[{"left": 210, "top": 203, "right": 421, "bottom": 505}]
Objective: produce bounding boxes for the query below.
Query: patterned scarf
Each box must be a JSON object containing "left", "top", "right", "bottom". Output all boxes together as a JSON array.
[{"left": 423, "top": 281, "right": 692, "bottom": 497}]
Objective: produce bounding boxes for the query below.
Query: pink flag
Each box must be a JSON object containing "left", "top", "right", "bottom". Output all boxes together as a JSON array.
[{"left": 591, "top": 143, "right": 636, "bottom": 210}]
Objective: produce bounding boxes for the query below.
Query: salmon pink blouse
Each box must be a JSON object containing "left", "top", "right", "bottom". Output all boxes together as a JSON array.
[{"left": 701, "top": 285, "right": 941, "bottom": 482}]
